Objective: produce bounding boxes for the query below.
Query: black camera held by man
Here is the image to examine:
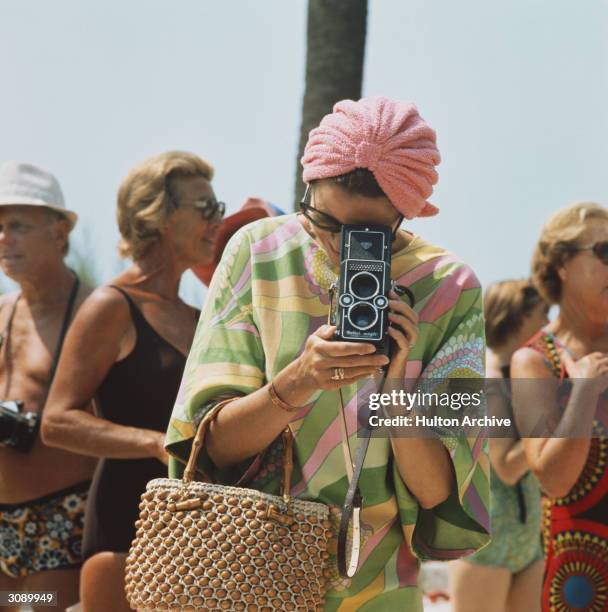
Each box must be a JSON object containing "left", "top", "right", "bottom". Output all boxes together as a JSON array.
[
  {"left": 333, "top": 224, "right": 394, "bottom": 356},
  {"left": 0, "top": 400, "right": 39, "bottom": 453}
]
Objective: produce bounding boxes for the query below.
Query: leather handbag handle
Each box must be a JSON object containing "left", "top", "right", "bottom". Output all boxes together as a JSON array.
[
  {"left": 183, "top": 399, "right": 231, "bottom": 484},
  {"left": 183, "top": 395, "right": 294, "bottom": 503}
]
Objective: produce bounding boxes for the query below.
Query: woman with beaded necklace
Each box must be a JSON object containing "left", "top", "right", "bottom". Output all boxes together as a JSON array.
[{"left": 511, "top": 202, "right": 608, "bottom": 612}]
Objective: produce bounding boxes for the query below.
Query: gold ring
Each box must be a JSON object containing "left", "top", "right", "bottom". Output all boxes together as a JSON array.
[{"left": 332, "top": 368, "right": 346, "bottom": 381}]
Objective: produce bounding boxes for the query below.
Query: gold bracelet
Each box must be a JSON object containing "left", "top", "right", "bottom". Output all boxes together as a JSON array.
[{"left": 268, "top": 381, "right": 302, "bottom": 413}]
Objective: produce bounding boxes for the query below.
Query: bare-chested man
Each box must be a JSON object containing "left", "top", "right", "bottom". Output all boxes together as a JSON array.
[{"left": 0, "top": 162, "right": 95, "bottom": 611}]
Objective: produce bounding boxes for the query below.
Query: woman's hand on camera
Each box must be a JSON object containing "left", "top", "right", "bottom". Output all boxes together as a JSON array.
[
  {"left": 387, "top": 289, "right": 418, "bottom": 373},
  {"left": 294, "top": 324, "right": 389, "bottom": 391}
]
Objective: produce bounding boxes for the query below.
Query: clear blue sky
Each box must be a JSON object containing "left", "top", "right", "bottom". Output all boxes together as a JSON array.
[{"left": 1, "top": 0, "right": 606, "bottom": 304}]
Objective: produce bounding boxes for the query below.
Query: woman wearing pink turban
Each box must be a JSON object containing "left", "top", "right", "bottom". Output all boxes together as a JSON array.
[{"left": 166, "top": 97, "right": 490, "bottom": 610}]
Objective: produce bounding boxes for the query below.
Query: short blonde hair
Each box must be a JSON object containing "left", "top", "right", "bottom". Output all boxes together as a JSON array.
[
  {"left": 117, "top": 151, "right": 214, "bottom": 260},
  {"left": 484, "top": 279, "right": 545, "bottom": 349},
  {"left": 531, "top": 202, "right": 608, "bottom": 304}
]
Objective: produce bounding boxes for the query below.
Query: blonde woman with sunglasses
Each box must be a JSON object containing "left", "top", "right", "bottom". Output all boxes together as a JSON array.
[{"left": 42, "top": 151, "right": 224, "bottom": 612}]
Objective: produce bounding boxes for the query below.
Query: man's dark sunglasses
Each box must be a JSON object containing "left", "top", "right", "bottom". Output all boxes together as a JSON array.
[{"left": 571, "top": 241, "right": 608, "bottom": 264}]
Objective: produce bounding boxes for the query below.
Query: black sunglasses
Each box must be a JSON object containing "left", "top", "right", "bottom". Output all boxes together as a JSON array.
[
  {"left": 299, "top": 185, "right": 404, "bottom": 238},
  {"left": 571, "top": 241, "right": 608, "bottom": 264},
  {"left": 299, "top": 185, "right": 343, "bottom": 233},
  {"left": 190, "top": 197, "right": 226, "bottom": 221},
  {"left": 165, "top": 176, "right": 225, "bottom": 221}
]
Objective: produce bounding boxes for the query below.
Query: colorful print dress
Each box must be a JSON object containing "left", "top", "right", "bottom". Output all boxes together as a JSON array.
[
  {"left": 166, "top": 215, "right": 490, "bottom": 611},
  {"left": 527, "top": 331, "right": 608, "bottom": 612}
]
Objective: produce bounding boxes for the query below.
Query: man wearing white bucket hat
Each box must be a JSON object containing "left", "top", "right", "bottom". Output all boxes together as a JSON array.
[{"left": 0, "top": 162, "right": 95, "bottom": 610}]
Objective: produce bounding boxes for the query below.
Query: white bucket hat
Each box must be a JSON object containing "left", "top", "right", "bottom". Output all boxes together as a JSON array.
[{"left": 0, "top": 161, "right": 77, "bottom": 229}]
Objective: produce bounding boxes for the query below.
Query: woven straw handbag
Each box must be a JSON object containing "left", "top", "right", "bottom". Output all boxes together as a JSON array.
[{"left": 124, "top": 400, "right": 334, "bottom": 611}]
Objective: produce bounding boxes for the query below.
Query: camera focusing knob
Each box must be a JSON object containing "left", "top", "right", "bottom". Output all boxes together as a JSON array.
[
  {"left": 373, "top": 295, "right": 388, "bottom": 309},
  {"left": 338, "top": 294, "right": 354, "bottom": 307}
]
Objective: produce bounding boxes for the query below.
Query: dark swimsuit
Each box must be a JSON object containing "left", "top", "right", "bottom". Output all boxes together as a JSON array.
[{"left": 82, "top": 286, "right": 195, "bottom": 559}]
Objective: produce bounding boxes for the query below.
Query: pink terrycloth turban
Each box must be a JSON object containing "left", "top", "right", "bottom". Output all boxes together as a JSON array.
[{"left": 301, "top": 96, "right": 441, "bottom": 219}]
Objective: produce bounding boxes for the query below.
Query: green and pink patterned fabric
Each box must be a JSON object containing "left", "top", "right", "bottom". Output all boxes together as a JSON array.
[{"left": 166, "top": 215, "right": 490, "bottom": 611}]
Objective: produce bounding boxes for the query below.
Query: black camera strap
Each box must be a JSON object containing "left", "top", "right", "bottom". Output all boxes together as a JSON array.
[
  {"left": 336, "top": 374, "right": 387, "bottom": 578},
  {"left": 1, "top": 270, "right": 80, "bottom": 390},
  {"left": 0, "top": 294, "right": 21, "bottom": 348},
  {"left": 49, "top": 271, "right": 80, "bottom": 382},
  {"left": 33, "top": 272, "right": 80, "bottom": 442}
]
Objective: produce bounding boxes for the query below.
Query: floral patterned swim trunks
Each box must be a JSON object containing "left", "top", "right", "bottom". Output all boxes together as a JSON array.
[{"left": 0, "top": 481, "right": 90, "bottom": 578}]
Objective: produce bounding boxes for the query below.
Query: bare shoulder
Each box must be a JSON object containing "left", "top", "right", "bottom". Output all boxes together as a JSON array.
[
  {"left": 511, "top": 346, "right": 553, "bottom": 378},
  {"left": 71, "top": 284, "right": 132, "bottom": 333}
]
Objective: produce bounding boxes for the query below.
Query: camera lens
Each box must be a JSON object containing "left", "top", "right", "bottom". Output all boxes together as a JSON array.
[
  {"left": 348, "top": 303, "right": 378, "bottom": 330},
  {"left": 349, "top": 272, "right": 379, "bottom": 300}
]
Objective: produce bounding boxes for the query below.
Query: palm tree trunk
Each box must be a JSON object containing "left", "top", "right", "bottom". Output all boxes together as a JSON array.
[{"left": 293, "top": 0, "right": 368, "bottom": 210}]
